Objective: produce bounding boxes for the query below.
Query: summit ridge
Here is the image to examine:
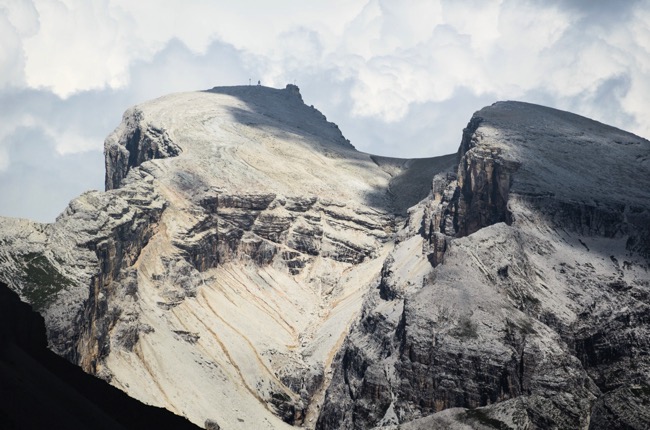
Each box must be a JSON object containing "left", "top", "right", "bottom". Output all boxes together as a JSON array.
[{"left": 1, "top": 86, "right": 649, "bottom": 429}]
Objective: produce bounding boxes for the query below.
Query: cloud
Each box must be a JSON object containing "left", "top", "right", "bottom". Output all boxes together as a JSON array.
[
  {"left": 0, "top": 124, "right": 104, "bottom": 222},
  {"left": 1, "top": 0, "right": 650, "bottom": 222},
  {"left": 10, "top": 0, "right": 650, "bottom": 132},
  {"left": 0, "top": 0, "right": 39, "bottom": 89}
]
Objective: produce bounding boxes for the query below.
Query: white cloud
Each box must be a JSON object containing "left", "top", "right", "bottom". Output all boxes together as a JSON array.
[
  {"left": 0, "top": 0, "right": 39, "bottom": 89},
  {"left": 12, "top": 0, "right": 650, "bottom": 135},
  {"left": 18, "top": 0, "right": 369, "bottom": 96},
  {"left": 23, "top": 0, "right": 133, "bottom": 95},
  {"left": 1, "top": 0, "right": 650, "bottom": 221},
  {"left": 0, "top": 112, "right": 36, "bottom": 171},
  {"left": 0, "top": 0, "right": 39, "bottom": 36},
  {"left": 442, "top": 0, "right": 500, "bottom": 53},
  {"left": 50, "top": 129, "right": 95, "bottom": 155}
]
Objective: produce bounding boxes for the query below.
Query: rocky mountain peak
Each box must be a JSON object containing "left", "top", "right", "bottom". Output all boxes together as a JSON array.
[
  {"left": 1, "top": 89, "right": 649, "bottom": 429},
  {"left": 317, "top": 100, "right": 650, "bottom": 430},
  {"left": 104, "top": 84, "right": 354, "bottom": 192}
]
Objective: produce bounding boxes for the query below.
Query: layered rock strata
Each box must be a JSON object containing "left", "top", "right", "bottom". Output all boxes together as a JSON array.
[
  {"left": 317, "top": 101, "right": 650, "bottom": 430},
  {"left": 1, "top": 90, "right": 649, "bottom": 429},
  {"left": 0, "top": 280, "right": 200, "bottom": 429},
  {"left": 0, "top": 85, "right": 454, "bottom": 429}
]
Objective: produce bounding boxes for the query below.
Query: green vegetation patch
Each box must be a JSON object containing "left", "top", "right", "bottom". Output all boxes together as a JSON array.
[{"left": 20, "top": 252, "right": 73, "bottom": 311}]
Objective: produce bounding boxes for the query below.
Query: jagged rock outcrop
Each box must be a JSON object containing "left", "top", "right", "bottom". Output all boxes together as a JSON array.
[
  {"left": 316, "top": 101, "right": 650, "bottom": 430},
  {"left": 105, "top": 108, "right": 181, "bottom": 190},
  {"left": 2, "top": 90, "right": 649, "bottom": 430},
  {"left": 0, "top": 84, "right": 455, "bottom": 429},
  {"left": 0, "top": 280, "right": 200, "bottom": 429},
  {"left": 0, "top": 174, "right": 165, "bottom": 365}
]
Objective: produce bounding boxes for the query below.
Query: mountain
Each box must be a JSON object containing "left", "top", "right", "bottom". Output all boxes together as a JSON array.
[
  {"left": 1, "top": 85, "right": 649, "bottom": 429},
  {"left": 317, "top": 101, "right": 650, "bottom": 429},
  {"left": 0, "top": 280, "right": 200, "bottom": 429}
]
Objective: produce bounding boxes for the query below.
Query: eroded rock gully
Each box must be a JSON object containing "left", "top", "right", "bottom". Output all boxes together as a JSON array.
[
  {"left": 316, "top": 102, "right": 650, "bottom": 430},
  {"left": 0, "top": 280, "right": 200, "bottom": 429},
  {"left": 1, "top": 92, "right": 649, "bottom": 430}
]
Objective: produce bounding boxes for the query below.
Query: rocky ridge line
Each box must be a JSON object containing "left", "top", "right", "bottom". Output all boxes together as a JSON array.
[
  {"left": 1, "top": 93, "right": 649, "bottom": 429},
  {"left": 316, "top": 101, "right": 650, "bottom": 430},
  {"left": 0, "top": 85, "right": 456, "bottom": 429}
]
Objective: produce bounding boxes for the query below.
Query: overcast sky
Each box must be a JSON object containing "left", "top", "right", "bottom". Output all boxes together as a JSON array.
[{"left": 1, "top": 0, "right": 649, "bottom": 222}]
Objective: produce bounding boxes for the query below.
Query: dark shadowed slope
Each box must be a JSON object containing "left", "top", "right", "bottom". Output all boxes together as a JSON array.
[{"left": 371, "top": 154, "right": 458, "bottom": 214}]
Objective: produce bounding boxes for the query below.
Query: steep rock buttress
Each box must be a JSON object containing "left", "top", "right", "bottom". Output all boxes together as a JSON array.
[
  {"left": 317, "top": 101, "right": 650, "bottom": 430},
  {"left": 2, "top": 93, "right": 649, "bottom": 429},
  {"left": 0, "top": 85, "right": 456, "bottom": 429}
]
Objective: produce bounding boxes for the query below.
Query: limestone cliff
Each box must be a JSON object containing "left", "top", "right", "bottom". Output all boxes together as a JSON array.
[
  {"left": 316, "top": 101, "right": 650, "bottom": 430},
  {"left": 0, "top": 280, "right": 200, "bottom": 429},
  {"left": 0, "top": 85, "right": 455, "bottom": 429},
  {"left": 1, "top": 90, "right": 649, "bottom": 430}
]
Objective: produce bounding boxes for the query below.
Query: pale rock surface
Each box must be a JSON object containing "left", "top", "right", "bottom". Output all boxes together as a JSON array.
[
  {"left": 0, "top": 85, "right": 455, "bottom": 429},
  {"left": 317, "top": 101, "right": 650, "bottom": 429},
  {"left": 2, "top": 92, "right": 649, "bottom": 429}
]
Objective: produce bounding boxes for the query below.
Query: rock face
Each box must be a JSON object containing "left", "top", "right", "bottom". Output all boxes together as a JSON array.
[
  {"left": 316, "top": 101, "right": 650, "bottom": 430},
  {"left": 1, "top": 89, "right": 649, "bottom": 430},
  {"left": 0, "top": 85, "right": 455, "bottom": 429},
  {"left": 0, "top": 280, "right": 200, "bottom": 429}
]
